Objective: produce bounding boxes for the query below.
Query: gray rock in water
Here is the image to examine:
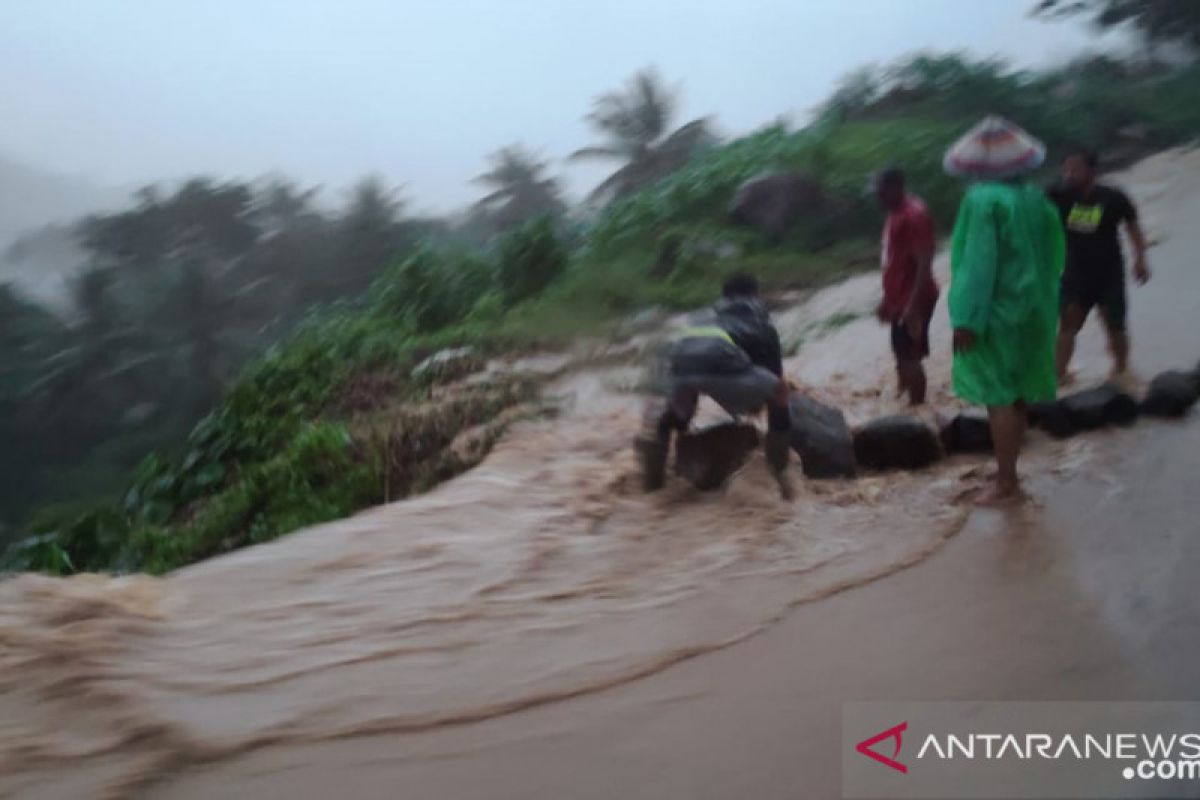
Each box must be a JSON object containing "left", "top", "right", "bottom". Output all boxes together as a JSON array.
[
  {"left": 1141, "top": 370, "right": 1200, "bottom": 418},
  {"left": 674, "top": 422, "right": 760, "bottom": 491},
  {"left": 788, "top": 393, "right": 856, "bottom": 479},
  {"left": 1028, "top": 402, "right": 1076, "bottom": 439},
  {"left": 853, "top": 415, "right": 942, "bottom": 471},
  {"left": 939, "top": 413, "right": 993, "bottom": 454},
  {"left": 1060, "top": 384, "right": 1139, "bottom": 429},
  {"left": 728, "top": 172, "right": 824, "bottom": 243},
  {"left": 412, "top": 347, "right": 479, "bottom": 382}
]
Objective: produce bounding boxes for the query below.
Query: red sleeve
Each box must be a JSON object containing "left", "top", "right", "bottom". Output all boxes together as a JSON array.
[
  {"left": 911, "top": 208, "right": 935, "bottom": 256},
  {"left": 887, "top": 216, "right": 913, "bottom": 270}
]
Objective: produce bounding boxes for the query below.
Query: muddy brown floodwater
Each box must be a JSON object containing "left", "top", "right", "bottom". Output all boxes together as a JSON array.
[{"left": 2, "top": 149, "right": 1199, "bottom": 800}]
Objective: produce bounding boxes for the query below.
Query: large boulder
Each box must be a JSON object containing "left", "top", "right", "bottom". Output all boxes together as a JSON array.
[
  {"left": 1141, "top": 370, "right": 1200, "bottom": 418},
  {"left": 728, "top": 172, "right": 824, "bottom": 243},
  {"left": 788, "top": 393, "right": 856, "bottom": 479},
  {"left": 1059, "top": 384, "right": 1139, "bottom": 430},
  {"left": 939, "top": 413, "right": 993, "bottom": 454},
  {"left": 1028, "top": 402, "right": 1075, "bottom": 439},
  {"left": 853, "top": 416, "right": 942, "bottom": 471},
  {"left": 674, "top": 422, "right": 760, "bottom": 491}
]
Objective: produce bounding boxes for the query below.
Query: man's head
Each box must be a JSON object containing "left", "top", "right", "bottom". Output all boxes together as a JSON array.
[
  {"left": 1062, "top": 148, "right": 1098, "bottom": 192},
  {"left": 873, "top": 167, "right": 906, "bottom": 212},
  {"left": 722, "top": 272, "right": 760, "bottom": 300}
]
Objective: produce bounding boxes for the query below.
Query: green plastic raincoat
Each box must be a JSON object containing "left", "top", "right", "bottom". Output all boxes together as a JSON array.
[{"left": 948, "top": 181, "right": 1065, "bottom": 406}]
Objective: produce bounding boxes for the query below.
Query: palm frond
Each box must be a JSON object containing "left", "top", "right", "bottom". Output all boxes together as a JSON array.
[
  {"left": 656, "top": 118, "right": 715, "bottom": 158},
  {"left": 472, "top": 187, "right": 514, "bottom": 207},
  {"left": 567, "top": 145, "right": 627, "bottom": 162},
  {"left": 585, "top": 163, "right": 639, "bottom": 204}
]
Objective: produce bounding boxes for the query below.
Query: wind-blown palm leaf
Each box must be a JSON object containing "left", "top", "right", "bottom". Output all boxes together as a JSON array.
[
  {"left": 572, "top": 68, "right": 715, "bottom": 204},
  {"left": 471, "top": 145, "right": 566, "bottom": 231},
  {"left": 655, "top": 118, "right": 715, "bottom": 159},
  {"left": 472, "top": 187, "right": 515, "bottom": 207},
  {"left": 567, "top": 145, "right": 629, "bottom": 162},
  {"left": 583, "top": 163, "right": 642, "bottom": 204}
]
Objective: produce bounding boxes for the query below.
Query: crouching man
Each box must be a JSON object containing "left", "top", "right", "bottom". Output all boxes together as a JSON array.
[{"left": 636, "top": 272, "right": 793, "bottom": 499}]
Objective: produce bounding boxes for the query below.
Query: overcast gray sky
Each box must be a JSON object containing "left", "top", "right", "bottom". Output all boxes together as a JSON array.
[{"left": 2, "top": 0, "right": 1114, "bottom": 213}]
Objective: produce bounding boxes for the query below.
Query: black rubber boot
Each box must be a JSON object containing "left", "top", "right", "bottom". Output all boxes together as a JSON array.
[
  {"left": 635, "top": 434, "right": 670, "bottom": 492},
  {"left": 765, "top": 429, "right": 794, "bottom": 500}
]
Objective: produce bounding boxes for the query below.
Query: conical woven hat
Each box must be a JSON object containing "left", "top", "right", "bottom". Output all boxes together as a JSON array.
[{"left": 943, "top": 115, "right": 1045, "bottom": 179}]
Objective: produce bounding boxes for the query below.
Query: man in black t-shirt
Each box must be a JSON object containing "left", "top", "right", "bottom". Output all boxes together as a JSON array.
[{"left": 1048, "top": 148, "right": 1150, "bottom": 381}]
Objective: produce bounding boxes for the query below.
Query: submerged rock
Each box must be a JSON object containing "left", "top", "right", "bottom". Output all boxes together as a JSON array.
[
  {"left": 853, "top": 415, "right": 942, "bottom": 471},
  {"left": 1028, "top": 402, "right": 1075, "bottom": 439},
  {"left": 939, "top": 413, "right": 993, "bottom": 454},
  {"left": 1141, "top": 370, "right": 1200, "bottom": 418},
  {"left": 787, "top": 393, "right": 856, "bottom": 479},
  {"left": 674, "top": 422, "right": 760, "bottom": 491},
  {"left": 1059, "top": 384, "right": 1139, "bottom": 429}
]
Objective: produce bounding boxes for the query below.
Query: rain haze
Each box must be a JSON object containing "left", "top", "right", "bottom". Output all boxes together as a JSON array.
[{"left": 3, "top": 0, "right": 1115, "bottom": 214}]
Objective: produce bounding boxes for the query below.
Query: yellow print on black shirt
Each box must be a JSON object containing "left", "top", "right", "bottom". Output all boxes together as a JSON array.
[{"left": 1066, "top": 203, "right": 1103, "bottom": 233}]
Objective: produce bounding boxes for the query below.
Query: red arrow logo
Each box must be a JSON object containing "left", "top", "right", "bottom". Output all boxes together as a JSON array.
[{"left": 855, "top": 721, "right": 908, "bottom": 774}]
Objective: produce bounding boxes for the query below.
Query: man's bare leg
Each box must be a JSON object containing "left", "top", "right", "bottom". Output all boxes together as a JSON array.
[
  {"left": 1100, "top": 311, "right": 1130, "bottom": 377},
  {"left": 1056, "top": 304, "right": 1086, "bottom": 382},
  {"left": 764, "top": 383, "right": 794, "bottom": 501},
  {"left": 898, "top": 359, "right": 927, "bottom": 405},
  {"left": 975, "top": 404, "right": 1025, "bottom": 506},
  {"left": 636, "top": 389, "right": 697, "bottom": 492}
]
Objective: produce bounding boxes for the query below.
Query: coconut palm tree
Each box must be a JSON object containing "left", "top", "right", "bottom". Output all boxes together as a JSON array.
[
  {"left": 569, "top": 68, "right": 714, "bottom": 204},
  {"left": 473, "top": 145, "right": 567, "bottom": 232},
  {"left": 1033, "top": 0, "right": 1200, "bottom": 52},
  {"left": 333, "top": 176, "right": 411, "bottom": 297}
]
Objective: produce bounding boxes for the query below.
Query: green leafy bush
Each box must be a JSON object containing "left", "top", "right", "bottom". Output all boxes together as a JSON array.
[
  {"left": 372, "top": 246, "right": 495, "bottom": 331},
  {"left": 496, "top": 216, "right": 569, "bottom": 306}
]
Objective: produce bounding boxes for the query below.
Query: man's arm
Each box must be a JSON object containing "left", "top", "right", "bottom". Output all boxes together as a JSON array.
[
  {"left": 764, "top": 324, "right": 784, "bottom": 378},
  {"left": 1125, "top": 216, "right": 1150, "bottom": 285},
  {"left": 1115, "top": 189, "right": 1149, "bottom": 285},
  {"left": 763, "top": 323, "right": 790, "bottom": 432},
  {"left": 901, "top": 215, "right": 936, "bottom": 337},
  {"left": 902, "top": 248, "right": 935, "bottom": 336}
]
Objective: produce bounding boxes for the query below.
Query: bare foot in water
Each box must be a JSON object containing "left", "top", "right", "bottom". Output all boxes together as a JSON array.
[
  {"left": 971, "top": 481, "right": 1025, "bottom": 508},
  {"left": 1107, "top": 369, "right": 1140, "bottom": 393}
]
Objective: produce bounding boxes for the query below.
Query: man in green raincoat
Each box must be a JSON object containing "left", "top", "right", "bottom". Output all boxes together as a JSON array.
[{"left": 945, "top": 117, "right": 1065, "bottom": 505}]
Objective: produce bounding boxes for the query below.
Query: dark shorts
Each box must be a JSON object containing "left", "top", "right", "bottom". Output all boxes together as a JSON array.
[
  {"left": 890, "top": 305, "right": 934, "bottom": 362},
  {"left": 1061, "top": 267, "right": 1127, "bottom": 331},
  {"left": 666, "top": 336, "right": 779, "bottom": 420}
]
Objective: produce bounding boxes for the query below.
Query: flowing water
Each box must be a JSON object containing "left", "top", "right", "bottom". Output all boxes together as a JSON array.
[{"left": 4, "top": 149, "right": 1197, "bottom": 799}]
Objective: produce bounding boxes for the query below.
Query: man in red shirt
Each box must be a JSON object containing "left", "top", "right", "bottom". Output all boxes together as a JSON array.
[{"left": 874, "top": 167, "right": 939, "bottom": 405}]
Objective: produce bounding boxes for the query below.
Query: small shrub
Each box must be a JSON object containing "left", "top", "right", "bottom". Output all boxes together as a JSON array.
[
  {"left": 373, "top": 246, "right": 494, "bottom": 332},
  {"left": 496, "top": 216, "right": 569, "bottom": 306}
]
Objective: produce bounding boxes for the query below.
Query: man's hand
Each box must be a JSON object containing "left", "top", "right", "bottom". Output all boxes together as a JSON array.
[
  {"left": 952, "top": 328, "right": 977, "bottom": 354},
  {"left": 1133, "top": 254, "right": 1151, "bottom": 286}
]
